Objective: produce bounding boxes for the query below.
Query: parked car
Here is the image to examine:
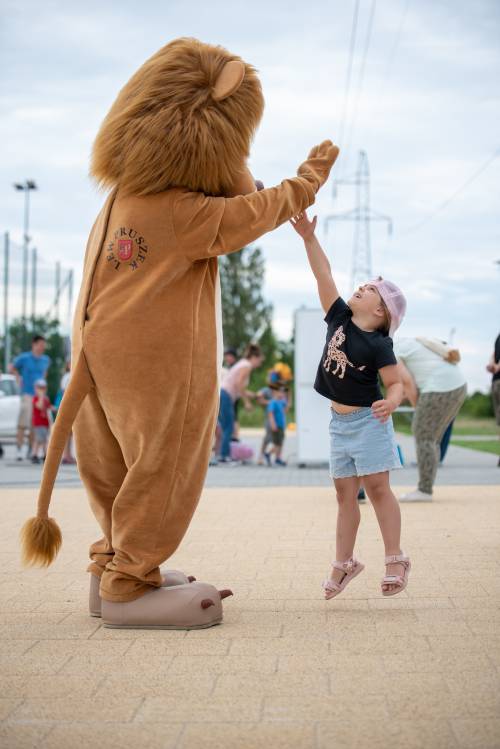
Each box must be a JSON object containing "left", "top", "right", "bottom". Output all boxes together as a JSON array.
[{"left": 0, "top": 374, "right": 20, "bottom": 445}]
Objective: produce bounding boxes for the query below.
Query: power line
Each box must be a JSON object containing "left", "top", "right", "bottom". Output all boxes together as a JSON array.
[
  {"left": 384, "top": 0, "right": 410, "bottom": 80},
  {"left": 337, "top": 0, "right": 360, "bottom": 157},
  {"left": 341, "top": 0, "right": 409, "bottom": 176},
  {"left": 342, "top": 0, "right": 377, "bottom": 169},
  {"left": 402, "top": 147, "right": 500, "bottom": 235},
  {"left": 325, "top": 150, "right": 392, "bottom": 290},
  {"left": 2, "top": 237, "right": 75, "bottom": 326}
]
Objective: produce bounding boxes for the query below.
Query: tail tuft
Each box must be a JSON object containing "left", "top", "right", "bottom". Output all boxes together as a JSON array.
[{"left": 20, "top": 517, "right": 62, "bottom": 567}]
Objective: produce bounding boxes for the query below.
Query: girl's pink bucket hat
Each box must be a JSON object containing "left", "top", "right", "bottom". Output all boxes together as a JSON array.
[{"left": 369, "top": 276, "right": 407, "bottom": 337}]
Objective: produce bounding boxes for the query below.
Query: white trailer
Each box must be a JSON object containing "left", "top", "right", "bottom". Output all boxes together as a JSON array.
[{"left": 293, "top": 307, "right": 331, "bottom": 466}]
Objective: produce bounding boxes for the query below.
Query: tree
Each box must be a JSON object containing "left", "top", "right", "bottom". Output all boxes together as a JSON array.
[
  {"left": 219, "top": 246, "right": 296, "bottom": 391},
  {"left": 0, "top": 317, "right": 68, "bottom": 402},
  {"left": 219, "top": 246, "right": 273, "bottom": 352},
  {"left": 249, "top": 322, "right": 278, "bottom": 391}
]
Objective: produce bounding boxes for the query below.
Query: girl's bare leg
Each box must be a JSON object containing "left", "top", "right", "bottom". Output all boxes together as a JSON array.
[
  {"left": 329, "top": 476, "right": 361, "bottom": 584},
  {"left": 362, "top": 471, "right": 404, "bottom": 592}
]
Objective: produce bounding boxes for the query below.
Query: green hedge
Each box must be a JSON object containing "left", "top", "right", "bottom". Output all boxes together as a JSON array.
[{"left": 458, "top": 391, "right": 494, "bottom": 418}]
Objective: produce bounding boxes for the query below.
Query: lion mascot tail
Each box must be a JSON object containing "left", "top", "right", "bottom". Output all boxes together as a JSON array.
[{"left": 20, "top": 353, "right": 94, "bottom": 566}]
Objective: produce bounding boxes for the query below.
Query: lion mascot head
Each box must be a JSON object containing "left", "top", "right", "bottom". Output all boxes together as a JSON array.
[{"left": 90, "top": 37, "right": 264, "bottom": 199}]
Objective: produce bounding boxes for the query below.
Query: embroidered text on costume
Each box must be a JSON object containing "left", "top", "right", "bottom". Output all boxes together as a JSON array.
[{"left": 106, "top": 227, "right": 149, "bottom": 271}]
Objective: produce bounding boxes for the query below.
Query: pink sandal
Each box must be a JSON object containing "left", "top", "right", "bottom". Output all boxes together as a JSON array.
[
  {"left": 322, "top": 557, "right": 365, "bottom": 600},
  {"left": 381, "top": 552, "right": 411, "bottom": 596}
]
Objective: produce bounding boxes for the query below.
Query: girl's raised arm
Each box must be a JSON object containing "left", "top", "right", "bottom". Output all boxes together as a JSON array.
[{"left": 290, "top": 211, "right": 339, "bottom": 313}]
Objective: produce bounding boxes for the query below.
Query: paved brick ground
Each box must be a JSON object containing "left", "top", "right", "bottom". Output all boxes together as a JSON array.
[{"left": 1, "top": 482, "right": 499, "bottom": 748}]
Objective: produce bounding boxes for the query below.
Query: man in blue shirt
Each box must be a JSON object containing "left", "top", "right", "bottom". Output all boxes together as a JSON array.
[{"left": 10, "top": 335, "right": 51, "bottom": 460}]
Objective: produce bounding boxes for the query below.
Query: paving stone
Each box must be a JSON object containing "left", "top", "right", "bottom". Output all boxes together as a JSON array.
[
  {"left": 229, "top": 637, "right": 329, "bottom": 656},
  {"left": 0, "top": 639, "right": 35, "bottom": 657},
  {"left": 39, "top": 723, "right": 182, "bottom": 749},
  {"left": 452, "top": 718, "right": 500, "bottom": 748},
  {"left": 59, "top": 653, "right": 175, "bottom": 675},
  {"left": 126, "top": 638, "right": 230, "bottom": 657},
  {"left": 317, "top": 718, "right": 458, "bottom": 749},
  {"left": 167, "top": 654, "right": 277, "bottom": 675},
  {"left": 29, "top": 638, "right": 133, "bottom": 657},
  {"left": 136, "top": 696, "right": 263, "bottom": 723},
  {"left": 94, "top": 673, "right": 216, "bottom": 700},
  {"left": 12, "top": 695, "right": 143, "bottom": 722},
  {"left": 213, "top": 672, "right": 330, "bottom": 698},
  {"left": 0, "top": 651, "right": 71, "bottom": 676},
  {"left": 263, "top": 693, "right": 388, "bottom": 721},
  {"left": 0, "top": 699, "right": 23, "bottom": 721},
  {"left": 179, "top": 722, "right": 316, "bottom": 749},
  {"left": 0, "top": 724, "right": 54, "bottom": 749},
  {"left": 5, "top": 673, "right": 104, "bottom": 699}
]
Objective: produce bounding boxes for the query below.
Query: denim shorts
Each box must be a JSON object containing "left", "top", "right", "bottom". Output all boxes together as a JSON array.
[
  {"left": 33, "top": 426, "right": 49, "bottom": 443},
  {"left": 329, "top": 407, "right": 401, "bottom": 479}
]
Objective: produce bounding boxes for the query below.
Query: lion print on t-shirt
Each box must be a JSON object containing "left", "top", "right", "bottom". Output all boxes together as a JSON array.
[{"left": 324, "top": 325, "right": 365, "bottom": 379}]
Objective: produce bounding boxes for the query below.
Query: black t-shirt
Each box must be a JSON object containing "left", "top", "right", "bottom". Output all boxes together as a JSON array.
[
  {"left": 494, "top": 334, "right": 500, "bottom": 382},
  {"left": 314, "top": 297, "right": 397, "bottom": 407}
]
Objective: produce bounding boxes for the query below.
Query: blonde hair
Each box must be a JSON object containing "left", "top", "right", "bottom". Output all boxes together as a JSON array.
[
  {"left": 90, "top": 38, "right": 264, "bottom": 197},
  {"left": 379, "top": 301, "right": 391, "bottom": 335}
]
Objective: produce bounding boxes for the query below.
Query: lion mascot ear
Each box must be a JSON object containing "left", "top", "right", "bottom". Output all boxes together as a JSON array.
[
  {"left": 211, "top": 61, "right": 261, "bottom": 196},
  {"left": 212, "top": 60, "right": 246, "bottom": 100}
]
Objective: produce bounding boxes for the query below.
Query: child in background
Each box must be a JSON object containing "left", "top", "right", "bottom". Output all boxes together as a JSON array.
[
  {"left": 265, "top": 385, "right": 288, "bottom": 466},
  {"left": 31, "top": 379, "right": 55, "bottom": 464},
  {"left": 256, "top": 383, "right": 274, "bottom": 465},
  {"left": 291, "top": 210, "right": 410, "bottom": 598}
]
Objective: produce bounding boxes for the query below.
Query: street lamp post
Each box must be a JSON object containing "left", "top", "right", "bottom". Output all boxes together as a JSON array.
[{"left": 13, "top": 180, "right": 37, "bottom": 331}]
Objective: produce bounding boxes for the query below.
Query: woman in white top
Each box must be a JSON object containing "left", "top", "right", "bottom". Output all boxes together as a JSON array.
[
  {"left": 217, "top": 344, "right": 264, "bottom": 462},
  {"left": 395, "top": 337, "right": 466, "bottom": 501}
]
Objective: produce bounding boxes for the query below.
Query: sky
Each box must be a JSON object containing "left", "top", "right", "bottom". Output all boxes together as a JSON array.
[{"left": 1, "top": 0, "right": 499, "bottom": 392}]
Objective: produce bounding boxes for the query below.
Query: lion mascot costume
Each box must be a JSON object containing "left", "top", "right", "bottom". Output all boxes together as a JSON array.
[{"left": 21, "top": 38, "right": 338, "bottom": 629}]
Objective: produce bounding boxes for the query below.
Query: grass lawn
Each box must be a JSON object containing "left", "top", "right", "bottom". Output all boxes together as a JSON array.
[
  {"left": 393, "top": 416, "right": 412, "bottom": 435},
  {"left": 393, "top": 414, "right": 497, "bottom": 437},
  {"left": 242, "top": 406, "right": 497, "bottom": 437},
  {"left": 451, "top": 440, "right": 500, "bottom": 456},
  {"left": 450, "top": 418, "right": 498, "bottom": 436}
]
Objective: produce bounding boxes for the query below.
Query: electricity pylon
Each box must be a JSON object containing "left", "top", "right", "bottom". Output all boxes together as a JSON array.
[{"left": 324, "top": 150, "right": 392, "bottom": 290}]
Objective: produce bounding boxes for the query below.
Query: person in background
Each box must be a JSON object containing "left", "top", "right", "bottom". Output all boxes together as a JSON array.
[
  {"left": 264, "top": 384, "right": 288, "bottom": 466},
  {"left": 217, "top": 344, "right": 263, "bottom": 463},
  {"left": 222, "top": 348, "right": 244, "bottom": 440},
  {"left": 439, "top": 420, "right": 454, "bottom": 464},
  {"left": 58, "top": 361, "right": 76, "bottom": 465},
  {"left": 395, "top": 337, "right": 467, "bottom": 501},
  {"left": 31, "top": 379, "right": 55, "bottom": 464},
  {"left": 223, "top": 348, "right": 238, "bottom": 372},
  {"left": 486, "top": 332, "right": 500, "bottom": 467},
  {"left": 256, "top": 382, "right": 274, "bottom": 465},
  {"left": 10, "top": 335, "right": 51, "bottom": 461}
]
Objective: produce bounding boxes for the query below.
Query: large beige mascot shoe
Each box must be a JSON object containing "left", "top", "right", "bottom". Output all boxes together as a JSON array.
[
  {"left": 89, "top": 569, "right": 196, "bottom": 617},
  {"left": 101, "top": 583, "right": 231, "bottom": 630}
]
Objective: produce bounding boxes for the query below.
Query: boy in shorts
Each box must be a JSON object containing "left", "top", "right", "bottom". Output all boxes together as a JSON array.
[{"left": 265, "top": 385, "right": 288, "bottom": 466}]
